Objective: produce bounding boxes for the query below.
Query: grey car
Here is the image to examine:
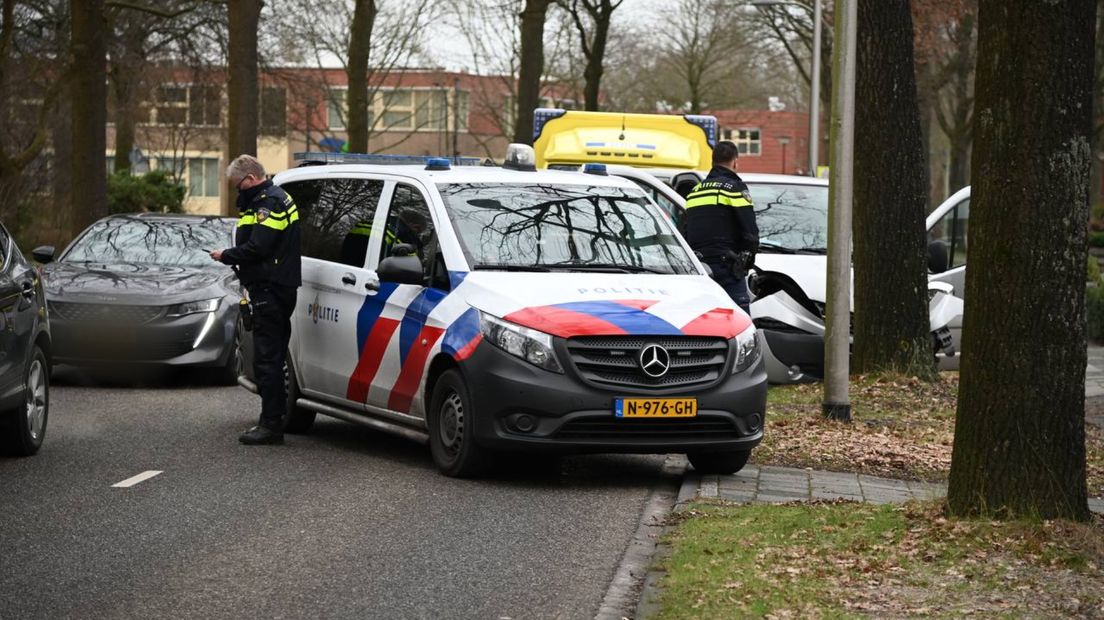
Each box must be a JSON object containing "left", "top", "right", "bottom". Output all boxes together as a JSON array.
[
  {"left": 35, "top": 213, "right": 242, "bottom": 382},
  {"left": 0, "top": 222, "right": 51, "bottom": 456}
]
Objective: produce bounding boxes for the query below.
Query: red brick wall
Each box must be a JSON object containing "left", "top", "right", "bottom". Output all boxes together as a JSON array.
[{"left": 709, "top": 109, "right": 826, "bottom": 176}]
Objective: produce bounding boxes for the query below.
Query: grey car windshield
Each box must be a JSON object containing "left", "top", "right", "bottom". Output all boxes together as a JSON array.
[
  {"left": 438, "top": 183, "right": 696, "bottom": 274},
  {"left": 64, "top": 219, "right": 229, "bottom": 268},
  {"left": 748, "top": 183, "right": 828, "bottom": 252}
]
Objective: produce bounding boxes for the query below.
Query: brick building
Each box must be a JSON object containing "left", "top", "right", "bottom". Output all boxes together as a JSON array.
[{"left": 709, "top": 109, "right": 825, "bottom": 176}]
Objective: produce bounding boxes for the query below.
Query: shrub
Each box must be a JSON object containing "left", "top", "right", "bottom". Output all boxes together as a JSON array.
[
  {"left": 1089, "top": 256, "right": 1103, "bottom": 287},
  {"left": 1090, "top": 230, "right": 1104, "bottom": 248},
  {"left": 1088, "top": 286, "right": 1104, "bottom": 343},
  {"left": 106, "top": 169, "right": 186, "bottom": 215}
]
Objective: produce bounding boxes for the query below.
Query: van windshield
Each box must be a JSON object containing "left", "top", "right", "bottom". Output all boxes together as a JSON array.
[
  {"left": 747, "top": 183, "right": 829, "bottom": 253},
  {"left": 438, "top": 183, "right": 696, "bottom": 274}
]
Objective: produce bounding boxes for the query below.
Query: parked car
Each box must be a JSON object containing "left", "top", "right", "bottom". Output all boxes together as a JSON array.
[
  {"left": 0, "top": 222, "right": 51, "bottom": 456},
  {"left": 35, "top": 213, "right": 242, "bottom": 382},
  {"left": 239, "top": 148, "right": 768, "bottom": 477},
  {"left": 616, "top": 169, "right": 968, "bottom": 382}
]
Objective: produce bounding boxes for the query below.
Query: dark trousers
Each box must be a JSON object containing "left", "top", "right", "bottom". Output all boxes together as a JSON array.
[
  {"left": 250, "top": 285, "right": 297, "bottom": 430},
  {"left": 705, "top": 260, "right": 751, "bottom": 315}
]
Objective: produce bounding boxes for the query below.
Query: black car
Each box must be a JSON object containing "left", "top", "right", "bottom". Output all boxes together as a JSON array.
[
  {"left": 35, "top": 214, "right": 242, "bottom": 381},
  {"left": 0, "top": 222, "right": 51, "bottom": 456}
]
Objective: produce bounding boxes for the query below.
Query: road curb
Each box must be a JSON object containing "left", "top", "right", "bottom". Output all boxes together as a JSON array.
[{"left": 595, "top": 456, "right": 686, "bottom": 620}]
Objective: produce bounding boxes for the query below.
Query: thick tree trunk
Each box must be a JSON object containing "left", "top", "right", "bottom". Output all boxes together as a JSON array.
[
  {"left": 915, "top": 59, "right": 935, "bottom": 209},
  {"left": 947, "top": 139, "right": 970, "bottom": 193},
  {"left": 111, "top": 65, "right": 138, "bottom": 175},
  {"left": 227, "top": 0, "right": 262, "bottom": 214},
  {"left": 514, "top": 0, "right": 552, "bottom": 144},
  {"left": 69, "top": 0, "right": 107, "bottom": 241},
  {"left": 581, "top": 2, "right": 613, "bottom": 111},
  {"left": 851, "top": 0, "right": 933, "bottom": 378},
  {"left": 346, "top": 0, "right": 376, "bottom": 154},
  {"left": 947, "top": 0, "right": 1094, "bottom": 521}
]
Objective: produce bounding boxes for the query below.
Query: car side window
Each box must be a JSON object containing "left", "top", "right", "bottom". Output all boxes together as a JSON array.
[
  {"left": 380, "top": 184, "right": 447, "bottom": 289},
  {"left": 929, "top": 199, "right": 970, "bottom": 270},
  {"left": 626, "top": 178, "right": 682, "bottom": 225},
  {"left": 283, "top": 178, "right": 385, "bottom": 267}
]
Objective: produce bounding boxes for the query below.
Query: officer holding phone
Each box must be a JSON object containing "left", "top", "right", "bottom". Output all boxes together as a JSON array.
[{"left": 210, "top": 155, "right": 301, "bottom": 445}]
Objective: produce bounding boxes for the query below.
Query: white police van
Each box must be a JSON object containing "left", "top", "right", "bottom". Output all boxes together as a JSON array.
[{"left": 238, "top": 146, "right": 766, "bottom": 477}]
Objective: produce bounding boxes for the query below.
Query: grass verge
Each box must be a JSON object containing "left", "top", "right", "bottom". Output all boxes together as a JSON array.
[
  {"left": 756, "top": 373, "right": 1104, "bottom": 498},
  {"left": 651, "top": 500, "right": 1104, "bottom": 619}
]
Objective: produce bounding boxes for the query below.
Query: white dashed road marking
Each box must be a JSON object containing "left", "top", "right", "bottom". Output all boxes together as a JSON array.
[{"left": 111, "top": 470, "right": 163, "bottom": 488}]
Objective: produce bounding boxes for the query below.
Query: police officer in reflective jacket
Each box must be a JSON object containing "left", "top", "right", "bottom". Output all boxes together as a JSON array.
[
  {"left": 211, "top": 155, "right": 302, "bottom": 445},
  {"left": 683, "top": 140, "right": 759, "bottom": 314}
]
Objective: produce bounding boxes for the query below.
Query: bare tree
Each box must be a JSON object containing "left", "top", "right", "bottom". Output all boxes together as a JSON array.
[
  {"left": 514, "top": 0, "right": 553, "bottom": 143},
  {"left": 70, "top": 0, "right": 108, "bottom": 239},
  {"left": 657, "top": 0, "right": 755, "bottom": 114},
  {"left": 227, "top": 2, "right": 260, "bottom": 159},
  {"left": 556, "top": 0, "right": 622, "bottom": 111},
  {"left": 947, "top": 0, "right": 1095, "bottom": 521},
  {"left": 346, "top": 0, "right": 377, "bottom": 154},
  {"left": 851, "top": 0, "right": 934, "bottom": 378}
]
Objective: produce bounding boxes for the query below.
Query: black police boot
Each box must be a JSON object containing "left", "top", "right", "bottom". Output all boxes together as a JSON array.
[{"left": 239, "top": 425, "right": 284, "bottom": 445}]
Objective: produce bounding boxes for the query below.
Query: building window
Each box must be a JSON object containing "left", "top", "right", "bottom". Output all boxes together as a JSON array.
[
  {"left": 144, "top": 84, "right": 221, "bottom": 127},
  {"left": 726, "top": 128, "right": 761, "bottom": 156},
  {"left": 260, "top": 86, "right": 287, "bottom": 135},
  {"left": 328, "top": 87, "right": 469, "bottom": 133},
  {"left": 188, "top": 158, "right": 221, "bottom": 198},
  {"left": 326, "top": 88, "right": 347, "bottom": 130}
]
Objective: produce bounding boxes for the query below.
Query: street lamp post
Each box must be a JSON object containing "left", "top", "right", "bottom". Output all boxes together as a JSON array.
[
  {"left": 751, "top": 0, "right": 823, "bottom": 177},
  {"left": 776, "top": 135, "right": 791, "bottom": 173}
]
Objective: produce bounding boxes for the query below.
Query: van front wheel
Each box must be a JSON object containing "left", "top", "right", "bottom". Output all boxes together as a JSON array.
[{"left": 428, "top": 369, "right": 491, "bottom": 477}]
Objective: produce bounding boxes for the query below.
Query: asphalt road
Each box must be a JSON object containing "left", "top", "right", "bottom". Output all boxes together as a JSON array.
[{"left": 0, "top": 370, "right": 678, "bottom": 619}]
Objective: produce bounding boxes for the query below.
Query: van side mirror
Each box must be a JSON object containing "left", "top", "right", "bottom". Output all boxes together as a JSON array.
[
  {"left": 378, "top": 254, "right": 424, "bottom": 285},
  {"left": 32, "top": 245, "right": 55, "bottom": 264},
  {"left": 927, "top": 239, "right": 949, "bottom": 274}
]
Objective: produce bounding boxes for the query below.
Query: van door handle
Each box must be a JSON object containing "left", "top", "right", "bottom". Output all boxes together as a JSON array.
[
  {"left": 365, "top": 280, "right": 379, "bottom": 292},
  {"left": 341, "top": 273, "right": 357, "bottom": 286}
]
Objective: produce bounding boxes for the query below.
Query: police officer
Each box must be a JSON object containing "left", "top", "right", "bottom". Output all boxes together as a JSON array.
[
  {"left": 211, "top": 155, "right": 301, "bottom": 445},
  {"left": 683, "top": 140, "right": 759, "bottom": 314}
]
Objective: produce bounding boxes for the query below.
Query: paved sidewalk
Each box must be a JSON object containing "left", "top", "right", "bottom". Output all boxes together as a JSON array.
[
  {"left": 679, "top": 464, "right": 1104, "bottom": 514},
  {"left": 1086, "top": 345, "right": 1104, "bottom": 400}
]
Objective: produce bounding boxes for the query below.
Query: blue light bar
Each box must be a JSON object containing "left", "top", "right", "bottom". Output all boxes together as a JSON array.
[
  {"left": 682, "top": 115, "right": 718, "bottom": 148},
  {"left": 293, "top": 152, "right": 481, "bottom": 166},
  {"left": 425, "top": 157, "right": 451, "bottom": 171},
  {"left": 532, "top": 107, "right": 567, "bottom": 141},
  {"left": 583, "top": 163, "right": 608, "bottom": 176}
]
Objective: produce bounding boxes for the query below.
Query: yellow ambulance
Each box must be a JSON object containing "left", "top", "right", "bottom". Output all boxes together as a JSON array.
[{"left": 532, "top": 108, "right": 717, "bottom": 171}]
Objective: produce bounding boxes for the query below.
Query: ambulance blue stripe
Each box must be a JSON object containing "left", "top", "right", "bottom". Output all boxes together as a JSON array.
[
  {"left": 441, "top": 308, "right": 481, "bottom": 357},
  {"left": 356, "top": 282, "right": 399, "bottom": 351},
  {"left": 398, "top": 287, "right": 449, "bottom": 365},
  {"left": 551, "top": 301, "right": 683, "bottom": 335}
]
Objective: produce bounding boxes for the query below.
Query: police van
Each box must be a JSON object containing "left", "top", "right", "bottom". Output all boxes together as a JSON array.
[{"left": 237, "top": 146, "right": 766, "bottom": 477}]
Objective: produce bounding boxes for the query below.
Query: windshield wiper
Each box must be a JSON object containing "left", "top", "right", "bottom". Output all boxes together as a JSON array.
[
  {"left": 758, "top": 242, "right": 797, "bottom": 254},
  {"left": 551, "top": 261, "right": 672, "bottom": 274},
  {"left": 471, "top": 263, "right": 552, "bottom": 272},
  {"left": 799, "top": 246, "right": 828, "bottom": 254}
]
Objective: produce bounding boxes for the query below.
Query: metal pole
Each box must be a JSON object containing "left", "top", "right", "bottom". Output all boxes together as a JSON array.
[
  {"left": 823, "top": 0, "right": 856, "bottom": 421},
  {"left": 809, "top": 0, "right": 822, "bottom": 176}
]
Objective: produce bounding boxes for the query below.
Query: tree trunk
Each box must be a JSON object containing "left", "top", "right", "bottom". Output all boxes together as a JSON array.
[
  {"left": 915, "top": 58, "right": 935, "bottom": 209},
  {"left": 947, "top": 0, "right": 1094, "bottom": 521},
  {"left": 69, "top": 0, "right": 107, "bottom": 241},
  {"left": 227, "top": 0, "right": 262, "bottom": 214},
  {"left": 346, "top": 0, "right": 376, "bottom": 154},
  {"left": 581, "top": 1, "right": 614, "bottom": 111},
  {"left": 514, "top": 0, "right": 552, "bottom": 144},
  {"left": 947, "top": 139, "right": 970, "bottom": 193},
  {"left": 851, "top": 0, "right": 934, "bottom": 378}
]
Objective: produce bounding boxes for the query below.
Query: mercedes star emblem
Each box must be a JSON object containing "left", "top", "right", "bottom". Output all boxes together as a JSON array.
[{"left": 638, "top": 343, "right": 671, "bottom": 378}]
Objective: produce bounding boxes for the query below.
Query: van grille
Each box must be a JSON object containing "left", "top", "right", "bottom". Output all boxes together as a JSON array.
[{"left": 565, "top": 336, "right": 728, "bottom": 390}]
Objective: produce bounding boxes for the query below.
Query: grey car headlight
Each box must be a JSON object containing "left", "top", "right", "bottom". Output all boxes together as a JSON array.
[
  {"left": 733, "top": 329, "right": 761, "bottom": 374},
  {"left": 167, "top": 298, "right": 220, "bottom": 317},
  {"left": 479, "top": 312, "right": 563, "bottom": 373}
]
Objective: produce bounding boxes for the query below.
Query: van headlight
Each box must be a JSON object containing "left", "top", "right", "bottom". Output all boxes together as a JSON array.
[
  {"left": 733, "top": 329, "right": 761, "bottom": 374},
  {"left": 480, "top": 312, "right": 563, "bottom": 373},
  {"left": 167, "top": 298, "right": 220, "bottom": 317}
]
